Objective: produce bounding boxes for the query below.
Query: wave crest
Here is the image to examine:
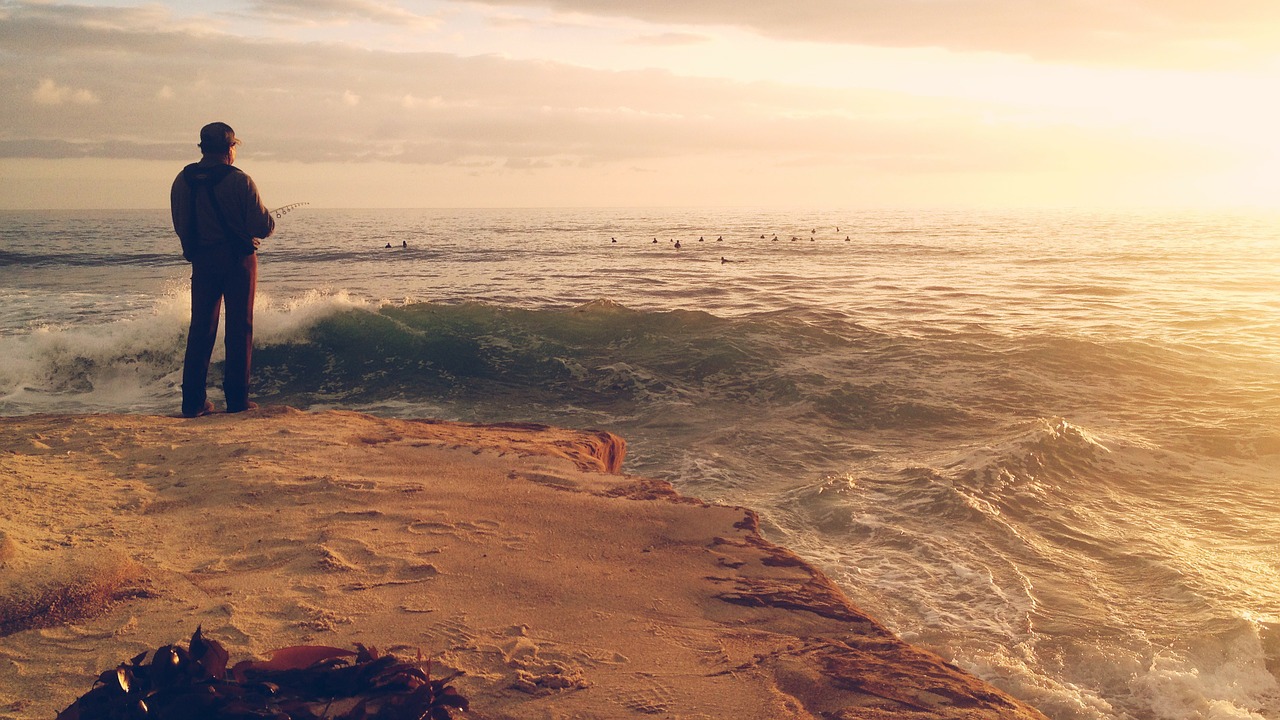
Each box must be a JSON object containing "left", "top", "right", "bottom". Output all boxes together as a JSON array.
[{"left": 0, "top": 289, "right": 364, "bottom": 415}]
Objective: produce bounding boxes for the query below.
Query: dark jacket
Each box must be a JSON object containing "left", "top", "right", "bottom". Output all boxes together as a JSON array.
[{"left": 171, "top": 161, "right": 275, "bottom": 261}]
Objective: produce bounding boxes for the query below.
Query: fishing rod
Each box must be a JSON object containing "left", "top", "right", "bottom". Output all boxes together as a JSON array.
[{"left": 270, "top": 202, "right": 309, "bottom": 219}]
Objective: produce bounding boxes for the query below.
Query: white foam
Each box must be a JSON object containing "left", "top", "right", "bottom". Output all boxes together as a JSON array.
[
  {"left": 957, "top": 646, "right": 1121, "bottom": 720},
  {"left": 0, "top": 288, "right": 188, "bottom": 412},
  {"left": 1132, "top": 643, "right": 1275, "bottom": 720},
  {"left": 255, "top": 289, "right": 374, "bottom": 346},
  {"left": 0, "top": 288, "right": 370, "bottom": 415},
  {"left": 951, "top": 615, "right": 1280, "bottom": 720}
]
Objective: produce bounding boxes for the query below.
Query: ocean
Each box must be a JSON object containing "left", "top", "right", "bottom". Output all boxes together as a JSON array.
[{"left": 1, "top": 207, "right": 1278, "bottom": 719}]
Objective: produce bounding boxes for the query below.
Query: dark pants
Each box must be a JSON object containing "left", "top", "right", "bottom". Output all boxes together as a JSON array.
[{"left": 182, "top": 249, "right": 257, "bottom": 414}]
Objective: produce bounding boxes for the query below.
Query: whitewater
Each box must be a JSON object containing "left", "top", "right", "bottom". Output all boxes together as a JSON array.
[{"left": 2, "top": 207, "right": 1278, "bottom": 719}]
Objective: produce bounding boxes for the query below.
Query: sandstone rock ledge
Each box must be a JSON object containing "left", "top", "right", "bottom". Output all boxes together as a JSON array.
[{"left": 0, "top": 407, "right": 1046, "bottom": 720}]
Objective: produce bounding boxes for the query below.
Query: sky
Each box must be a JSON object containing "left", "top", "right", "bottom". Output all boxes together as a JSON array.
[{"left": 2, "top": 0, "right": 1280, "bottom": 209}]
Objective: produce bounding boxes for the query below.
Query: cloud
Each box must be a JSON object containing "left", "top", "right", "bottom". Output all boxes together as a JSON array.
[
  {"left": 246, "top": 0, "right": 440, "bottom": 28},
  {"left": 0, "top": 138, "right": 185, "bottom": 160},
  {"left": 459, "top": 0, "right": 1280, "bottom": 67},
  {"left": 2, "top": 2, "right": 214, "bottom": 35},
  {"left": 504, "top": 157, "right": 556, "bottom": 169},
  {"left": 625, "top": 32, "right": 710, "bottom": 47},
  {"left": 0, "top": 1, "right": 1259, "bottom": 210},
  {"left": 0, "top": 0, "right": 1220, "bottom": 179},
  {"left": 31, "top": 79, "right": 99, "bottom": 105},
  {"left": 400, "top": 94, "right": 463, "bottom": 109}
]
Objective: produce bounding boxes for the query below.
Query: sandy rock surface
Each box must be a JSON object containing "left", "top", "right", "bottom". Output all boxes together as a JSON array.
[{"left": 0, "top": 407, "right": 1046, "bottom": 719}]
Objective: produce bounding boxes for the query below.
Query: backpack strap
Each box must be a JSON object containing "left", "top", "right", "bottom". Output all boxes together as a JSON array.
[{"left": 182, "top": 164, "right": 254, "bottom": 256}]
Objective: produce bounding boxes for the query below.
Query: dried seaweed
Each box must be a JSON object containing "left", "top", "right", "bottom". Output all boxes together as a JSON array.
[{"left": 57, "top": 628, "right": 468, "bottom": 720}]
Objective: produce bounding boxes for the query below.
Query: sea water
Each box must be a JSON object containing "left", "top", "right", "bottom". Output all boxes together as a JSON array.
[{"left": 1, "top": 207, "right": 1278, "bottom": 719}]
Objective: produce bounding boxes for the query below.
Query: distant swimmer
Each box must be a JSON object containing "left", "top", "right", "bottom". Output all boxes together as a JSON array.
[
  {"left": 836, "top": 226, "right": 840, "bottom": 232},
  {"left": 791, "top": 236, "right": 797, "bottom": 242},
  {"left": 845, "top": 236, "right": 850, "bottom": 241},
  {"left": 760, "top": 234, "right": 765, "bottom": 239},
  {"left": 675, "top": 239, "right": 682, "bottom": 249},
  {"left": 773, "top": 235, "right": 778, "bottom": 241},
  {"left": 384, "top": 242, "right": 392, "bottom": 248},
  {"left": 717, "top": 235, "right": 722, "bottom": 241},
  {"left": 611, "top": 237, "right": 617, "bottom": 243},
  {"left": 652, "top": 238, "right": 658, "bottom": 244},
  {"left": 721, "top": 256, "right": 727, "bottom": 263},
  {"left": 699, "top": 236, "right": 704, "bottom": 242},
  {"left": 811, "top": 228, "right": 816, "bottom": 234},
  {"left": 401, "top": 240, "right": 407, "bottom": 248}
]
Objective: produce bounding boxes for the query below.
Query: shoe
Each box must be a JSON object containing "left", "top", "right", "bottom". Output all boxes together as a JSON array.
[
  {"left": 226, "top": 401, "right": 259, "bottom": 414},
  {"left": 183, "top": 399, "right": 215, "bottom": 418}
]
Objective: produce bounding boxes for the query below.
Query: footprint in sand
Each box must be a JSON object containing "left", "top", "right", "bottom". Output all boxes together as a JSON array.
[
  {"left": 509, "top": 470, "right": 581, "bottom": 492},
  {"left": 407, "top": 517, "right": 503, "bottom": 539},
  {"left": 283, "top": 600, "right": 354, "bottom": 632},
  {"left": 314, "top": 537, "right": 383, "bottom": 573},
  {"left": 394, "top": 562, "right": 440, "bottom": 581},
  {"left": 292, "top": 475, "right": 378, "bottom": 493},
  {"left": 502, "top": 625, "right": 629, "bottom": 669},
  {"left": 406, "top": 520, "right": 454, "bottom": 537},
  {"left": 330, "top": 509, "right": 383, "bottom": 520},
  {"left": 614, "top": 675, "right": 678, "bottom": 714},
  {"left": 421, "top": 615, "right": 479, "bottom": 651},
  {"left": 311, "top": 536, "right": 443, "bottom": 593},
  {"left": 196, "top": 538, "right": 307, "bottom": 573},
  {"left": 645, "top": 623, "right": 730, "bottom": 666}
]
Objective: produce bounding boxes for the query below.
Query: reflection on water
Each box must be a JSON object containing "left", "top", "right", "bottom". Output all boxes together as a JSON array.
[{"left": 2, "top": 207, "right": 1279, "bottom": 719}]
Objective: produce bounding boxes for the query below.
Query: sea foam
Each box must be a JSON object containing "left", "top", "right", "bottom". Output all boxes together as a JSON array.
[{"left": 0, "top": 288, "right": 368, "bottom": 415}]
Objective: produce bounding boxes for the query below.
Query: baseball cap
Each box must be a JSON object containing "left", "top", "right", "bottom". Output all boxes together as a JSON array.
[{"left": 198, "top": 122, "right": 241, "bottom": 153}]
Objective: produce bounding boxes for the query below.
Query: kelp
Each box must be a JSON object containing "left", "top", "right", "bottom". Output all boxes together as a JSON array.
[{"left": 57, "top": 628, "right": 468, "bottom": 720}]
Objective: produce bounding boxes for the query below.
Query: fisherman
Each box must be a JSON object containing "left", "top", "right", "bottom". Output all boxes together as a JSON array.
[{"left": 170, "top": 122, "right": 275, "bottom": 418}]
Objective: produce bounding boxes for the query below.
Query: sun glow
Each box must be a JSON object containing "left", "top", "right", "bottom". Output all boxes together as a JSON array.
[{"left": 4, "top": 0, "right": 1280, "bottom": 209}]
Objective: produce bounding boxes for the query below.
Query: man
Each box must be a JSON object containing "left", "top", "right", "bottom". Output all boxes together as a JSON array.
[{"left": 171, "top": 122, "right": 275, "bottom": 417}]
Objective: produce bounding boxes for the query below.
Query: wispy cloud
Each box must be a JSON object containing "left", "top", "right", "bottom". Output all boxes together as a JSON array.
[
  {"left": 246, "top": 0, "right": 440, "bottom": 28},
  {"left": 1, "top": 0, "right": 1273, "bottom": 208},
  {"left": 31, "top": 79, "right": 99, "bottom": 105},
  {"left": 460, "top": 0, "right": 1280, "bottom": 67},
  {"left": 625, "top": 32, "right": 711, "bottom": 47},
  {"left": 0, "top": 1, "right": 1250, "bottom": 172}
]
